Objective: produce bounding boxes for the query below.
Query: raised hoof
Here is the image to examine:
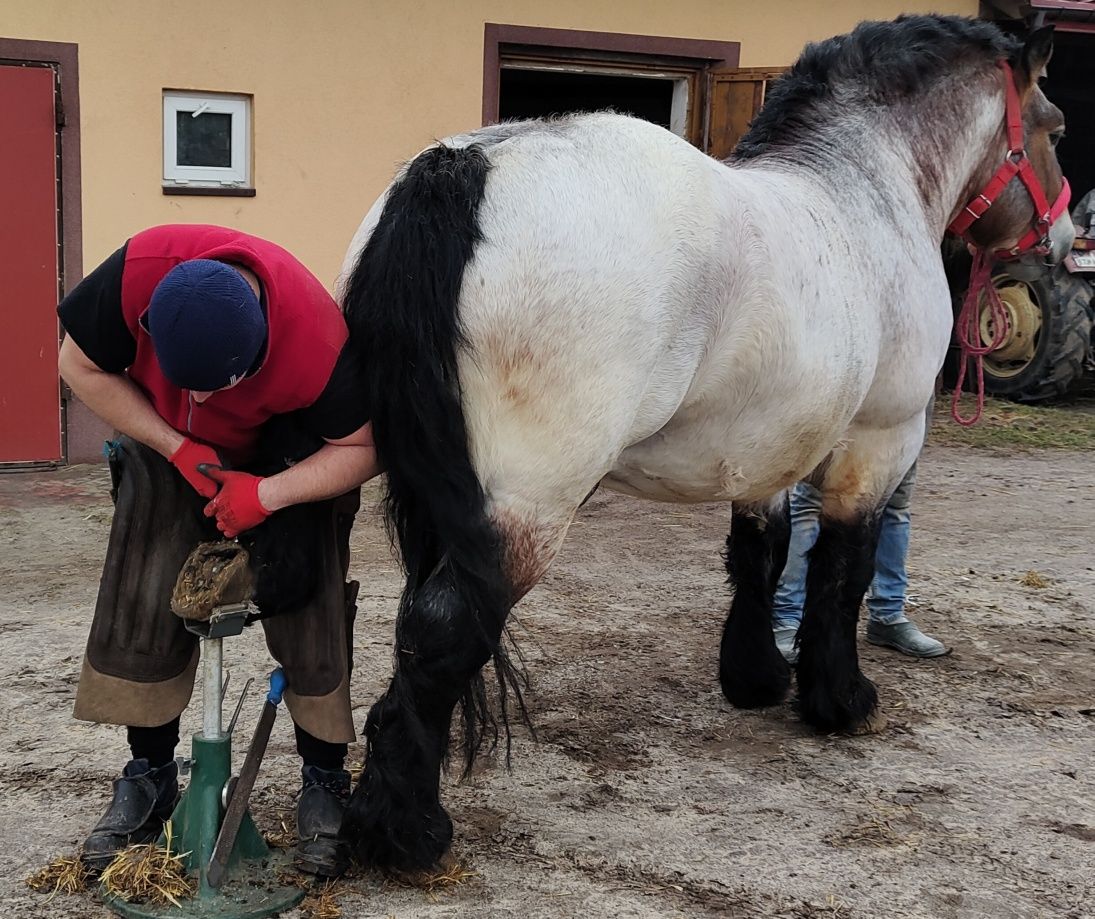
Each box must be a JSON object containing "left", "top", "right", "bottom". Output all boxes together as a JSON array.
[{"left": 798, "top": 672, "right": 879, "bottom": 734}]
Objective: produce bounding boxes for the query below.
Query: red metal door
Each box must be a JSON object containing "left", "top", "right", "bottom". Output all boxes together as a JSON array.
[{"left": 0, "top": 63, "right": 62, "bottom": 463}]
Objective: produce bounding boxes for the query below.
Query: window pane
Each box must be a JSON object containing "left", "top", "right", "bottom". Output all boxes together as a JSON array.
[{"left": 176, "top": 111, "right": 232, "bottom": 167}]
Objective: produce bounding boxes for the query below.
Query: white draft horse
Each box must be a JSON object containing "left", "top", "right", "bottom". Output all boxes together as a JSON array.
[{"left": 338, "top": 16, "right": 1072, "bottom": 870}]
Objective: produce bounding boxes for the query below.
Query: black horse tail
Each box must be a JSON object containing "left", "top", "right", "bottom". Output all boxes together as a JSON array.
[{"left": 341, "top": 143, "right": 528, "bottom": 772}]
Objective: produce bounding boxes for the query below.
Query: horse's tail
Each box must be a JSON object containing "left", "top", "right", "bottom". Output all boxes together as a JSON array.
[{"left": 341, "top": 143, "right": 527, "bottom": 771}]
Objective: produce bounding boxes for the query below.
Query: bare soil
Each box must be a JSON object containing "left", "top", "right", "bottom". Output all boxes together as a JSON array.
[{"left": 1, "top": 439, "right": 1093, "bottom": 919}]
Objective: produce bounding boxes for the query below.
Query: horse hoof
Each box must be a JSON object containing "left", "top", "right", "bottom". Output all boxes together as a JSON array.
[
  {"left": 720, "top": 662, "right": 792, "bottom": 709},
  {"left": 847, "top": 706, "right": 888, "bottom": 735},
  {"left": 341, "top": 753, "right": 454, "bottom": 872},
  {"left": 798, "top": 671, "right": 879, "bottom": 733},
  {"left": 343, "top": 792, "right": 454, "bottom": 872},
  {"left": 719, "top": 637, "right": 792, "bottom": 709}
]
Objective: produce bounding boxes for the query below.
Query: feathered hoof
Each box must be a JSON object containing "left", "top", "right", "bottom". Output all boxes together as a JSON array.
[
  {"left": 341, "top": 777, "right": 454, "bottom": 873},
  {"left": 719, "top": 655, "right": 792, "bottom": 709},
  {"left": 719, "top": 633, "right": 793, "bottom": 709},
  {"left": 798, "top": 670, "right": 879, "bottom": 734}
]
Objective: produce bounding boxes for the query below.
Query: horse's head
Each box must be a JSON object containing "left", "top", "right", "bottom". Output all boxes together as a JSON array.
[{"left": 951, "top": 27, "right": 1073, "bottom": 270}]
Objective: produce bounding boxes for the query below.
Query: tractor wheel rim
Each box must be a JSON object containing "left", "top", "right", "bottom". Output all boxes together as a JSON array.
[{"left": 980, "top": 277, "right": 1043, "bottom": 378}]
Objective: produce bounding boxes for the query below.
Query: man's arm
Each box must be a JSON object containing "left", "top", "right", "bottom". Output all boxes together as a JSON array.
[
  {"left": 58, "top": 335, "right": 185, "bottom": 458},
  {"left": 257, "top": 422, "right": 381, "bottom": 512}
]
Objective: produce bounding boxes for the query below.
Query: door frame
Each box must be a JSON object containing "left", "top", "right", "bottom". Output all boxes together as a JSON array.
[
  {"left": 0, "top": 38, "right": 81, "bottom": 466},
  {"left": 483, "top": 24, "right": 739, "bottom": 143}
]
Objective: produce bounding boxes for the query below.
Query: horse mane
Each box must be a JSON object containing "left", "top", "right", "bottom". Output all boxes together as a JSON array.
[{"left": 732, "top": 15, "right": 1021, "bottom": 162}]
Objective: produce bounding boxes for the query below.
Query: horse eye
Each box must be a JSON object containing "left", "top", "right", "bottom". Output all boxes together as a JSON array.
[{"left": 1050, "top": 130, "right": 1065, "bottom": 148}]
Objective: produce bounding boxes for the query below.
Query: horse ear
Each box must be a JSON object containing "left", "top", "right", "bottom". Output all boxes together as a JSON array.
[{"left": 1019, "top": 26, "right": 1054, "bottom": 86}]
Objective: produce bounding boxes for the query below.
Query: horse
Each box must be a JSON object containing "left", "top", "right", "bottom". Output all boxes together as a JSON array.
[{"left": 337, "top": 15, "right": 1072, "bottom": 871}]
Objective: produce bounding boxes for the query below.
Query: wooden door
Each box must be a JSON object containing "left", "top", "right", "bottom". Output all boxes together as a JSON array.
[
  {"left": 705, "top": 67, "right": 785, "bottom": 161},
  {"left": 0, "top": 63, "right": 62, "bottom": 463}
]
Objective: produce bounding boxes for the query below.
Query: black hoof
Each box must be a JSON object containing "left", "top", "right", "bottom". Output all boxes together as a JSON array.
[
  {"left": 798, "top": 669, "right": 879, "bottom": 733},
  {"left": 719, "top": 630, "right": 792, "bottom": 708},
  {"left": 340, "top": 767, "right": 453, "bottom": 872},
  {"left": 720, "top": 655, "right": 792, "bottom": 708}
]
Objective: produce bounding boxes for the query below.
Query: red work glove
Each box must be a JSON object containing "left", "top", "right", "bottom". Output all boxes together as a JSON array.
[
  {"left": 169, "top": 438, "right": 222, "bottom": 499},
  {"left": 198, "top": 465, "right": 271, "bottom": 538}
]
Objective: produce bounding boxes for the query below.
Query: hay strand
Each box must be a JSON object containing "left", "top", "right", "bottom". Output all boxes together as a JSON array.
[
  {"left": 25, "top": 856, "right": 90, "bottom": 898},
  {"left": 1020, "top": 570, "right": 1050, "bottom": 588},
  {"left": 301, "top": 881, "right": 343, "bottom": 918},
  {"left": 264, "top": 816, "right": 297, "bottom": 849},
  {"left": 389, "top": 859, "right": 479, "bottom": 892},
  {"left": 99, "top": 822, "right": 195, "bottom": 907}
]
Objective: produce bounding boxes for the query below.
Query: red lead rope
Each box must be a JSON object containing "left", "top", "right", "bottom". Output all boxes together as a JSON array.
[{"left": 950, "top": 249, "right": 1009, "bottom": 426}]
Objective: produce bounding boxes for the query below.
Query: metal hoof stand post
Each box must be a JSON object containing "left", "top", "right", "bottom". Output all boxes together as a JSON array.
[{"left": 105, "top": 604, "right": 304, "bottom": 919}]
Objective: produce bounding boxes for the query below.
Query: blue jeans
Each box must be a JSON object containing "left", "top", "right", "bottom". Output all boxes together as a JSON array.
[{"left": 770, "top": 463, "right": 917, "bottom": 629}]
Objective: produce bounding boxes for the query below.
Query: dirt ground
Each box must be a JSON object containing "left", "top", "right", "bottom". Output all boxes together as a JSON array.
[{"left": 1, "top": 435, "right": 1093, "bottom": 919}]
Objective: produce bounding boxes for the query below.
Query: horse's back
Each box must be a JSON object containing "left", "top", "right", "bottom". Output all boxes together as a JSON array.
[
  {"left": 448, "top": 115, "right": 738, "bottom": 505},
  {"left": 342, "top": 111, "right": 938, "bottom": 523}
]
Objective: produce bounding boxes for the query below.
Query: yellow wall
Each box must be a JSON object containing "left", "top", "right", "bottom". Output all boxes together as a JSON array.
[{"left": 5, "top": 0, "right": 977, "bottom": 288}]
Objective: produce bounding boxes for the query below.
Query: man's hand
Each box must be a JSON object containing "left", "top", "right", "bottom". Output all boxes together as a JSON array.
[
  {"left": 199, "top": 466, "right": 271, "bottom": 538},
  {"left": 169, "top": 439, "right": 222, "bottom": 498}
]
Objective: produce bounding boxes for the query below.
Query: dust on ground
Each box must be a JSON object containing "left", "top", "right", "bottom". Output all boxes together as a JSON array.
[{"left": 1, "top": 432, "right": 1093, "bottom": 918}]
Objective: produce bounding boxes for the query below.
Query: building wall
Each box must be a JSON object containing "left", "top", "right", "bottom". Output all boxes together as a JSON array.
[{"left": 6, "top": 0, "right": 977, "bottom": 290}]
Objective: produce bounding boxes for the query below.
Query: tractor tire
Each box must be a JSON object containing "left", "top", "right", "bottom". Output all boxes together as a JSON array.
[{"left": 950, "top": 266, "right": 1093, "bottom": 404}]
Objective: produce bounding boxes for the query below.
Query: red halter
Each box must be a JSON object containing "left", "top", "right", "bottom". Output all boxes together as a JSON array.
[
  {"left": 947, "top": 61, "right": 1070, "bottom": 259},
  {"left": 947, "top": 61, "right": 1071, "bottom": 427}
]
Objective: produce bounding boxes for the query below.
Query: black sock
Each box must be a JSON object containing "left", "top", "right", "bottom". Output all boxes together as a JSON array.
[
  {"left": 294, "top": 723, "right": 347, "bottom": 772},
  {"left": 127, "top": 718, "right": 180, "bottom": 769}
]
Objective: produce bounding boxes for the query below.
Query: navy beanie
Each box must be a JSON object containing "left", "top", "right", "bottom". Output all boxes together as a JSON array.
[{"left": 147, "top": 259, "right": 266, "bottom": 392}]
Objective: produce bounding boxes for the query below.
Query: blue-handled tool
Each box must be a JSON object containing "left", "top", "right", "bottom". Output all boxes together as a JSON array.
[
  {"left": 267, "top": 668, "right": 287, "bottom": 705},
  {"left": 207, "top": 668, "right": 286, "bottom": 889}
]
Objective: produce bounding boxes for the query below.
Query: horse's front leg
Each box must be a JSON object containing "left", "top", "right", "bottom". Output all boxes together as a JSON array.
[
  {"left": 719, "top": 497, "right": 793, "bottom": 707},
  {"left": 795, "top": 506, "right": 884, "bottom": 733},
  {"left": 342, "top": 561, "right": 510, "bottom": 872}
]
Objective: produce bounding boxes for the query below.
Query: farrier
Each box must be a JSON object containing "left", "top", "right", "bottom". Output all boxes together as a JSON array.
[{"left": 56, "top": 224, "right": 380, "bottom": 878}]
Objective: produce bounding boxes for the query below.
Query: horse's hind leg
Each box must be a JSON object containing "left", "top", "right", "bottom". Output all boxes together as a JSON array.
[
  {"left": 719, "top": 496, "right": 793, "bottom": 708},
  {"left": 343, "top": 509, "right": 569, "bottom": 872},
  {"left": 344, "top": 560, "right": 501, "bottom": 871}
]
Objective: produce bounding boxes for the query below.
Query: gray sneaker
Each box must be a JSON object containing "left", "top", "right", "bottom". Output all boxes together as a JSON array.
[
  {"left": 773, "top": 626, "right": 799, "bottom": 665},
  {"left": 866, "top": 619, "right": 948, "bottom": 658}
]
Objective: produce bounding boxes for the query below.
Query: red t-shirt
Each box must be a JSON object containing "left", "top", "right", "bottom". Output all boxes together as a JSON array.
[{"left": 59, "top": 225, "right": 363, "bottom": 462}]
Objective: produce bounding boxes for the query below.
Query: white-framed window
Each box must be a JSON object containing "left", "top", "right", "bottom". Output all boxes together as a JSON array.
[{"left": 163, "top": 90, "right": 251, "bottom": 189}]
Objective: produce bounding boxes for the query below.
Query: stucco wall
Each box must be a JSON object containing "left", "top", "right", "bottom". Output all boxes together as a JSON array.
[{"left": 5, "top": 0, "right": 977, "bottom": 290}]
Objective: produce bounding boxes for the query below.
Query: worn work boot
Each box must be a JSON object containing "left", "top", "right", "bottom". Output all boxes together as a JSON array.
[
  {"left": 296, "top": 765, "right": 352, "bottom": 878},
  {"left": 82, "top": 759, "right": 179, "bottom": 873},
  {"left": 866, "top": 619, "right": 948, "bottom": 658},
  {"left": 773, "top": 626, "right": 799, "bottom": 665}
]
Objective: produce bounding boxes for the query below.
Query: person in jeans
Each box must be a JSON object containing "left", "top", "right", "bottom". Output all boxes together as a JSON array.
[{"left": 772, "top": 462, "right": 947, "bottom": 664}]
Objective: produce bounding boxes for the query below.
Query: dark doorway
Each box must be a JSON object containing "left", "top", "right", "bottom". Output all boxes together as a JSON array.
[
  {"left": 1041, "top": 32, "right": 1095, "bottom": 200},
  {"left": 482, "top": 26, "right": 742, "bottom": 146},
  {"left": 499, "top": 68, "right": 675, "bottom": 130}
]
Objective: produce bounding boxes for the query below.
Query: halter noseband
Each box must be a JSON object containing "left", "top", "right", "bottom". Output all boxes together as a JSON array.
[{"left": 947, "top": 60, "right": 1070, "bottom": 260}]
